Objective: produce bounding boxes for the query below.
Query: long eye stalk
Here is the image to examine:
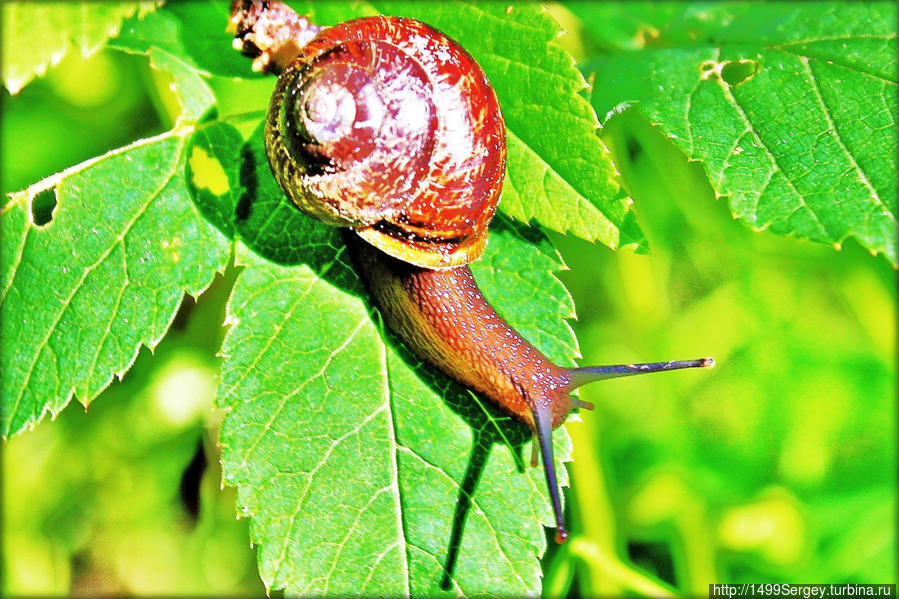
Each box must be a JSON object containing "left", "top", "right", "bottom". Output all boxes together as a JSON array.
[
  {"left": 536, "top": 357, "right": 715, "bottom": 543},
  {"left": 568, "top": 357, "right": 715, "bottom": 388}
]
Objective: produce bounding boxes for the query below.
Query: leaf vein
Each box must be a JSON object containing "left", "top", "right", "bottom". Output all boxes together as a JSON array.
[
  {"left": 272, "top": 397, "right": 388, "bottom": 581},
  {"left": 82, "top": 239, "right": 130, "bottom": 400},
  {"left": 5, "top": 139, "right": 184, "bottom": 431},
  {"left": 360, "top": 540, "right": 402, "bottom": 595},
  {"left": 506, "top": 130, "right": 615, "bottom": 238},
  {"left": 773, "top": 47, "right": 898, "bottom": 86},
  {"left": 720, "top": 75, "right": 830, "bottom": 238},
  {"left": 0, "top": 217, "right": 31, "bottom": 307},
  {"left": 380, "top": 330, "right": 412, "bottom": 595},
  {"left": 243, "top": 314, "right": 368, "bottom": 467},
  {"left": 322, "top": 486, "right": 392, "bottom": 594},
  {"left": 222, "top": 248, "right": 345, "bottom": 399},
  {"left": 396, "top": 444, "right": 528, "bottom": 590},
  {"left": 802, "top": 56, "right": 895, "bottom": 223}
]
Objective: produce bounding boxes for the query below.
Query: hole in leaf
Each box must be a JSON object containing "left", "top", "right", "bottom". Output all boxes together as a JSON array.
[
  {"left": 721, "top": 60, "right": 759, "bottom": 87},
  {"left": 699, "top": 60, "right": 722, "bottom": 81},
  {"left": 31, "top": 189, "right": 57, "bottom": 226}
]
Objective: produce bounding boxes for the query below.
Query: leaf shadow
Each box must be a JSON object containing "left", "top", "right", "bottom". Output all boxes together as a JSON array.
[
  {"left": 186, "top": 119, "right": 366, "bottom": 297},
  {"left": 382, "top": 332, "right": 533, "bottom": 591},
  {"left": 440, "top": 389, "right": 532, "bottom": 590}
]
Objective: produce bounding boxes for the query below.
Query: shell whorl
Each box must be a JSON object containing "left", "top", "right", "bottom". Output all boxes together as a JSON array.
[{"left": 265, "top": 16, "right": 506, "bottom": 268}]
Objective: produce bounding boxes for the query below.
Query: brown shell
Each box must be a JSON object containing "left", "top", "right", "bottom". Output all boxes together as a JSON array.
[{"left": 265, "top": 16, "right": 506, "bottom": 268}]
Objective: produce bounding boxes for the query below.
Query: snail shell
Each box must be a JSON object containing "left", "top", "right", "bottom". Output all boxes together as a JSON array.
[{"left": 265, "top": 16, "right": 506, "bottom": 268}]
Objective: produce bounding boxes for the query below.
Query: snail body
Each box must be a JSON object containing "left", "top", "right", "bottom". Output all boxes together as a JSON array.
[{"left": 230, "top": 1, "right": 713, "bottom": 544}]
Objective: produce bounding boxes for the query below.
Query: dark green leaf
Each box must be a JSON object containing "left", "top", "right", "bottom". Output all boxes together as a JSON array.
[
  {"left": 148, "top": 48, "right": 216, "bottom": 123},
  {"left": 114, "top": 0, "right": 270, "bottom": 79},
  {"left": 577, "top": 2, "right": 897, "bottom": 264}
]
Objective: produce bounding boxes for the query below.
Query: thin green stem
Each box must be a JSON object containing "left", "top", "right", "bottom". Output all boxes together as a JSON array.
[{"left": 569, "top": 537, "right": 679, "bottom": 597}]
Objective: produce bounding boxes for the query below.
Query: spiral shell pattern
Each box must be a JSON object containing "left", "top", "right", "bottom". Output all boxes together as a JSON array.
[{"left": 266, "top": 16, "right": 506, "bottom": 268}]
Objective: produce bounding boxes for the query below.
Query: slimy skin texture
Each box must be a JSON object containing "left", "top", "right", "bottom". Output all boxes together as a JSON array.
[
  {"left": 345, "top": 231, "right": 713, "bottom": 544},
  {"left": 345, "top": 231, "right": 578, "bottom": 542},
  {"left": 345, "top": 231, "right": 576, "bottom": 429}
]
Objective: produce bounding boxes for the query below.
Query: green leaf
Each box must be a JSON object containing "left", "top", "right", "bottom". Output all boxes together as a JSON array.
[
  {"left": 147, "top": 48, "right": 216, "bottom": 123},
  {"left": 113, "top": 0, "right": 269, "bottom": 79},
  {"left": 370, "top": 1, "right": 646, "bottom": 251},
  {"left": 199, "top": 121, "right": 579, "bottom": 594},
  {"left": 218, "top": 231, "right": 575, "bottom": 595},
  {"left": 1, "top": 1, "right": 157, "bottom": 94},
  {"left": 166, "top": 0, "right": 268, "bottom": 77},
  {"left": 502, "top": 131, "right": 642, "bottom": 253},
  {"left": 106, "top": 7, "right": 218, "bottom": 124},
  {"left": 0, "top": 129, "right": 230, "bottom": 437},
  {"left": 576, "top": 2, "right": 897, "bottom": 264},
  {"left": 111, "top": 7, "right": 190, "bottom": 60},
  {"left": 3, "top": 1, "right": 607, "bottom": 591}
]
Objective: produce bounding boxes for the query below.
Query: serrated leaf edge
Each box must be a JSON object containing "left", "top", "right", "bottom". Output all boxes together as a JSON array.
[{"left": 0, "top": 123, "right": 229, "bottom": 439}]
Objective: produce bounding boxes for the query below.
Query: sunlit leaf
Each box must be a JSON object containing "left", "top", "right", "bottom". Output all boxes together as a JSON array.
[
  {"left": 1, "top": 2, "right": 158, "bottom": 94},
  {"left": 0, "top": 129, "right": 230, "bottom": 436},
  {"left": 577, "top": 2, "right": 897, "bottom": 264}
]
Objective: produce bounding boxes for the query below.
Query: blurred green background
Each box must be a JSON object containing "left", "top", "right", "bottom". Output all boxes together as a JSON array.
[{"left": 2, "top": 6, "right": 895, "bottom": 597}]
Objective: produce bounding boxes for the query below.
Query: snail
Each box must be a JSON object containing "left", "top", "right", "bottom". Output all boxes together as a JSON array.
[{"left": 229, "top": 0, "right": 714, "bottom": 544}]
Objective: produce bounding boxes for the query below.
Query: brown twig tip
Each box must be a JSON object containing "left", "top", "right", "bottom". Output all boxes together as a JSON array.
[
  {"left": 701, "top": 357, "right": 716, "bottom": 368},
  {"left": 228, "top": 0, "right": 324, "bottom": 75}
]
